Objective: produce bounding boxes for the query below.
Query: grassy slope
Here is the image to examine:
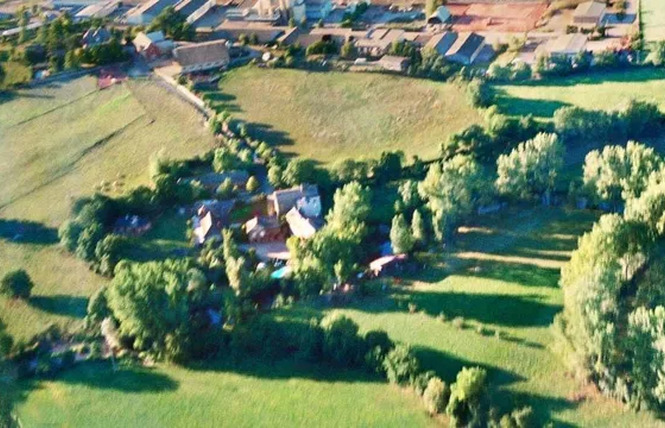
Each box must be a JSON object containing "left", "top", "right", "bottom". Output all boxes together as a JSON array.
[
  {"left": 494, "top": 68, "right": 665, "bottom": 119},
  {"left": 15, "top": 207, "right": 662, "bottom": 427},
  {"left": 0, "top": 77, "right": 215, "bottom": 340},
  {"left": 642, "top": 0, "right": 665, "bottom": 43},
  {"left": 209, "top": 67, "right": 483, "bottom": 164}
]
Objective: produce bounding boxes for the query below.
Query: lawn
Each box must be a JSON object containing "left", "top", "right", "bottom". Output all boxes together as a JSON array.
[
  {"left": 494, "top": 68, "right": 665, "bottom": 119},
  {"left": 642, "top": 0, "right": 665, "bottom": 43},
  {"left": 14, "top": 206, "right": 661, "bottom": 426},
  {"left": 207, "top": 67, "right": 483, "bottom": 164},
  {"left": 0, "top": 76, "right": 215, "bottom": 340}
]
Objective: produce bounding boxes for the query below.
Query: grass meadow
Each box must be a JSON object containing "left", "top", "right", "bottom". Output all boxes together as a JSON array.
[
  {"left": 13, "top": 206, "right": 662, "bottom": 427},
  {"left": 205, "top": 67, "right": 483, "bottom": 164},
  {"left": 494, "top": 68, "right": 665, "bottom": 119},
  {"left": 0, "top": 76, "right": 215, "bottom": 340}
]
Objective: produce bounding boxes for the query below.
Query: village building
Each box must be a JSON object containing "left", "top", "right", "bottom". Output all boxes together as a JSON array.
[
  {"left": 539, "top": 33, "right": 588, "bottom": 59},
  {"left": 355, "top": 28, "right": 405, "bottom": 57},
  {"left": 244, "top": 216, "right": 286, "bottom": 242},
  {"left": 75, "top": 1, "right": 120, "bottom": 21},
  {"left": 423, "top": 31, "right": 486, "bottom": 65},
  {"left": 427, "top": 5, "right": 451, "bottom": 25},
  {"left": 377, "top": 55, "right": 410, "bottom": 72},
  {"left": 126, "top": 0, "right": 180, "bottom": 24},
  {"left": 572, "top": 1, "right": 606, "bottom": 26},
  {"left": 213, "top": 21, "right": 288, "bottom": 44},
  {"left": 175, "top": 0, "right": 216, "bottom": 24},
  {"left": 133, "top": 31, "right": 174, "bottom": 60},
  {"left": 174, "top": 40, "right": 231, "bottom": 73},
  {"left": 369, "top": 254, "right": 407, "bottom": 277},
  {"left": 267, "top": 184, "right": 321, "bottom": 217},
  {"left": 81, "top": 27, "right": 112, "bottom": 48},
  {"left": 285, "top": 207, "right": 323, "bottom": 239},
  {"left": 191, "top": 201, "right": 234, "bottom": 245}
]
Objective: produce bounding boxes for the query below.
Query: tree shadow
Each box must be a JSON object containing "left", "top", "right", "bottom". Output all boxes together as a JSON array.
[
  {"left": 0, "top": 219, "right": 59, "bottom": 245},
  {"left": 247, "top": 123, "right": 294, "bottom": 148},
  {"left": 29, "top": 295, "right": 88, "bottom": 318},
  {"left": 19, "top": 361, "right": 179, "bottom": 395},
  {"left": 493, "top": 88, "right": 572, "bottom": 118},
  {"left": 384, "top": 289, "right": 560, "bottom": 328},
  {"left": 453, "top": 259, "right": 561, "bottom": 289}
]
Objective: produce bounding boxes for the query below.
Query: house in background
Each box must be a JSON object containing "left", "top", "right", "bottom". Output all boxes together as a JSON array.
[
  {"left": 75, "top": 1, "right": 120, "bottom": 21},
  {"left": 133, "top": 31, "right": 174, "bottom": 60},
  {"left": 191, "top": 201, "right": 234, "bottom": 245},
  {"left": 174, "top": 40, "right": 231, "bottom": 73},
  {"left": 81, "top": 27, "right": 112, "bottom": 48},
  {"left": 355, "top": 28, "right": 405, "bottom": 57},
  {"left": 423, "top": 31, "right": 486, "bottom": 65},
  {"left": 267, "top": 184, "right": 321, "bottom": 217},
  {"left": 427, "top": 5, "right": 450, "bottom": 25},
  {"left": 572, "top": 1, "right": 606, "bottom": 26},
  {"left": 377, "top": 55, "right": 409, "bottom": 72},
  {"left": 126, "top": 0, "right": 180, "bottom": 24},
  {"left": 539, "top": 33, "right": 587, "bottom": 59},
  {"left": 443, "top": 32, "right": 486, "bottom": 65}
]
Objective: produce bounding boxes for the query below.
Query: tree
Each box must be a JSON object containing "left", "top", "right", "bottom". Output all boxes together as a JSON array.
[
  {"left": 246, "top": 176, "right": 260, "bottom": 193},
  {"left": 419, "top": 155, "right": 484, "bottom": 242},
  {"left": 423, "top": 376, "right": 449, "bottom": 415},
  {"left": 446, "top": 367, "right": 488, "bottom": 428},
  {"left": 496, "top": 133, "right": 564, "bottom": 203},
  {"left": 410, "top": 209, "right": 427, "bottom": 245},
  {"left": 1, "top": 269, "right": 34, "bottom": 299},
  {"left": 647, "top": 41, "right": 665, "bottom": 67},
  {"left": 340, "top": 41, "right": 356, "bottom": 59},
  {"left": 105, "top": 259, "right": 202, "bottom": 361},
  {"left": 383, "top": 343, "right": 419, "bottom": 386},
  {"left": 147, "top": 6, "right": 193, "bottom": 40},
  {"left": 213, "top": 147, "right": 242, "bottom": 172},
  {"left": 624, "top": 180, "right": 665, "bottom": 237},
  {"left": 583, "top": 141, "right": 662, "bottom": 206},
  {"left": 86, "top": 286, "right": 110, "bottom": 327},
  {"left": 320, "top": 314, "right": 364, "bottom": 367},
  {"left": 390, "top": 213, "right": 415, "bottom": 254},
  {"left": 267, "top": 164, "right": 283, "bottom": 188},
  {"left": 58, "top": 220, "right": 84, "bottom": 252},
  {"left": 326, "top": 181, "right": 371, "bottom": 231},
  {"left": 64, "top": 49, "right": 79, "bottom": 70},
  {"left": 283, "top": 159, "right": 316, "bottom": 186}
]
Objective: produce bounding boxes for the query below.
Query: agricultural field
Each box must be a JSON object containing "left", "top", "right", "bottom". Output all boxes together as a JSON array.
[
  {"left": 206, "top": 67, "right": 483, "bottom": 165},
  {"left": 12, "top": 206, "right": 661, "bottom": 426},
  {"left": 494, "top": 68, "right": 665, "bottom": 119},
  {"left": 642, "top": 0, "right": 665, "bottom": 43},
  {"left": 0, "top": 76, "right": 215, "bottom": 340}
]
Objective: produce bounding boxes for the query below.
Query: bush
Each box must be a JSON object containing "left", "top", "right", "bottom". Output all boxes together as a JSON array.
[
  {"left": 446, "top": 367, "right": 488, "bottom": 427},
  {"left": 413, "top": 370, "right": 436, "bottom": 396},
  {"left": 452, "top": 316, "right": 465, "bottom": 329},
  {"left": 1, "top": 269, "right": 34, "bottom": 299},
  {"left": 423, "top": 376, "right": 450, "bottom": 415},
  {"left": 383, "top": 343, "right": 420, "bottom": 386},
  {"left": 321, "top": 315, "right": 365, "bottom": 367}
]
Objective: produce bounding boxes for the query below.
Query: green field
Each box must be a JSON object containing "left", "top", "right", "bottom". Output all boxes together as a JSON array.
[
  {"left": 13, "top": 206, "right": 662, "bottom": 427},
  {"left": 495, "top": 68, "right": 665, "bottom": 119},
  {"left": 208, "top": 67, "right": 483, "bottom": 164},
  {"left": 0, "top": 76, "right": 215, "bottom": 340},
  {"left": 642, "top": 0, "right": 665, "bottom": 43}
]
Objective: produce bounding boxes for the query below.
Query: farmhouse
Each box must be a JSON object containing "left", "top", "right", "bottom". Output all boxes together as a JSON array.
[
  {"left": 174, "top": 40, "right": 231, "bottom": 73},
  {"left": 267, "top": 184, "right": 321, "bottom": 217},
  {"left": 572, "top": 1, "right": 606, "bottom": 26},
  {"left": 285, "top": 207, "right": 323, "bottom": 239},
  {"left": 133, "top": 31, "right": 174, "bottom": 60},
  {"left": 355, "top": 28, "right": 405, "bottom": 57},
  {"left": 539, "top": 33, "right": 587, "bottom": 59},
  {"left": 427, "top": 5, "right": 451, "bottom": 25},
  {"left": 424, "top": 31, "right": 457, "bottom": 56},
  {"left": 191, "top": 202, "right": 233, "bottom": 245},
  {"left": 126, "top": 0, "right": 180, "bottom": 24}
]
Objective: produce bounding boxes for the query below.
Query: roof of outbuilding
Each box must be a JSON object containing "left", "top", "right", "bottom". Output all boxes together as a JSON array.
[
  {"left": 174, "top": 39, "right": 231, "bottom": 66},
  {"left": 573, "top": 1, "right": 606, "bottom": 18}
]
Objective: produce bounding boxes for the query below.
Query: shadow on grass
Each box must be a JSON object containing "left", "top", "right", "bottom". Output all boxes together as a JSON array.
[
  {"left": 396, "top": 290, "right": 560, "bottom": 327},
  {"left": 493, "top": 88, "right": 571, "bottom": 118},
  {"left": 19, "top": 361, "right": 179, "bottom": 395},
  {"left": 29, "top": 295, "right": 88, "bottom": 318},
  {"left": 0, "top": 219, "right": 59, "bottom": 245}
]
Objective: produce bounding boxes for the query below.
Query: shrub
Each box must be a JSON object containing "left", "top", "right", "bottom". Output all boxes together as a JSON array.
[
  {"left": 246, "top": 176, "right": 260, "bottom": 193},
  {"left": 452, "top": 316, "right": 465, "bottom": 329},
  {"left": 383, "top": 344, "right": 420, "bottom": 386},
  {"left": 446, "top": 367, "right": 488, "bottom": 427},
  {"left": 1, "top": 269, "right": 34, "bottom": 299},
  {"left": 423, "top": 376, "right": 450, "bottom": 415},
  {"left": 407, "top": 302, "right": 418, "bottom": 314},
  {"left": 413, "top": 370, "right": 436, "bottom": 396},
  {"left": 321, "top": 314, "right": 365, "bottom": 367}
]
